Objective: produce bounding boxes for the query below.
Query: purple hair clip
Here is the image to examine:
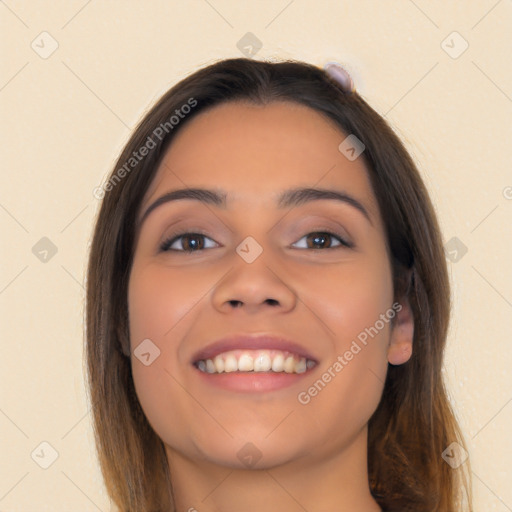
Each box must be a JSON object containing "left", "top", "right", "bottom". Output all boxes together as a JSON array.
[{"left": 324, "top": 62, "right": 355, "bottom": 94}]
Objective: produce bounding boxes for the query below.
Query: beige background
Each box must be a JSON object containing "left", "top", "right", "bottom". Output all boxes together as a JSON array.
[{"left": 1, "top": 1, "right": 511, "bottom": 510}]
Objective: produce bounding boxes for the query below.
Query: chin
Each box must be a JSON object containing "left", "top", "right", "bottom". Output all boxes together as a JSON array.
[{"left": 193, "top": 434, "right": 310, "bottom": 471}]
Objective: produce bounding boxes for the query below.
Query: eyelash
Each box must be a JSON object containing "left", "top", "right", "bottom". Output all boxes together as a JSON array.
[{"left": 159, "top": 229, "right": 354, "bottom": 253}]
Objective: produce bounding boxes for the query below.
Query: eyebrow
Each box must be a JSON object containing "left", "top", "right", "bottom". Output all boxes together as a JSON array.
[{"left": 138, "top": 186, "right": 373, "bottom": 228}]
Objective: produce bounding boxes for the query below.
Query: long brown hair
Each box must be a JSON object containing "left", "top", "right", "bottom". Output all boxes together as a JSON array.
[{"left": 85, "top": 57, "right": 473, "bottom": 511}]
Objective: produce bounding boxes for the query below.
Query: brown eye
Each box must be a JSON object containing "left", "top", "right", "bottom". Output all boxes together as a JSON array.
[
  {"left": 293, "top": 231, "right": 353, "bottom": 250},
  {"left": 160, "top": 232, "right": 218, "bottom": 252}
]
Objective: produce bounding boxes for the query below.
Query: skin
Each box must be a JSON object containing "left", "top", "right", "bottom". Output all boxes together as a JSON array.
[{"left": 127, "top": 101, "right": 414, "bottom": 512}]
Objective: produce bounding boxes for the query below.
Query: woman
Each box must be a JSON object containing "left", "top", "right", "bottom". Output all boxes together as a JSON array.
[{"left": 85, "top": 57, "right": 473, "bottom": 511}]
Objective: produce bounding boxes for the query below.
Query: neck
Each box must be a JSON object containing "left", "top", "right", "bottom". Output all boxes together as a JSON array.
[{"left": 165, "top": 426, "right": 382, "bottom": 512}]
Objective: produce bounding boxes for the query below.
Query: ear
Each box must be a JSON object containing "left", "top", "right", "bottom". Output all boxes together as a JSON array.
[{"left": 387, "top": 295, "right": 414, "bottom": 365}]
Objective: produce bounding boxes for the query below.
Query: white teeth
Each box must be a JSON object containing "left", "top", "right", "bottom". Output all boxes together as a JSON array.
[
  {"left": 224, "top": 354, "right": 238, "bottom": 373},
  {"left": 254, "top": 353, "right": 272, "bottom": 372},
  {"left": 195, "top": 349, "right": 316, "bottom": 375},
  {"left": 271, "top": 353, "right": 284, "bottom": 372},
  {"left": 283, "top": 356, "right": 295, "bottom": 373},
  {"left": 238, "top": 354, "right": 254, "bottom": 372},
  {"left": 213, "top": 355, "right": 224, "bottom": 373},
  {"left": 295, "top": 358, "right": 307, "bottom": 374},
  {"left": 205, "top": 359, "right": 216, "bottom": 373}
]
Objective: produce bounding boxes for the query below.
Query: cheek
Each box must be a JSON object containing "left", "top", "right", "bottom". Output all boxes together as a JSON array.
[
  {"left": 128, "top": 256, "right": 222, "bottom": 363},
  {"left": 128, "top": 262, "right": 195, "bottom": 345},
  {"left": 295, "top": 254, "right": 393, "bottom": 431},
  {"left": 127, "top": 262, "right": 201, "bottom": 445},
  {"left": 307, "top": 252, "right": 393, "bottom": 346}
]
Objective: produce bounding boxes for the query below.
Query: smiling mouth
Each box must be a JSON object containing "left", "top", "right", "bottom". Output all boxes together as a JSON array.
[{"left": 193, "top": 348, "right": 317, "bottom": 375}]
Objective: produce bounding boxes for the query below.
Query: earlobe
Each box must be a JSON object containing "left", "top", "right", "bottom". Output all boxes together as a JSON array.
[{"left": 387, "top": 297, "right": 414, "bottom": 365}]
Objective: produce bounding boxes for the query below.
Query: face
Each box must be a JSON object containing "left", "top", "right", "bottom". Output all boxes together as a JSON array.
[{"left": 127, "top": 100, "right": 413, "bottom": 470}]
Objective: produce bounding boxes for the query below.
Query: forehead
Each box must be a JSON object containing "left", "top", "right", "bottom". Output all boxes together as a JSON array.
[{"left": 142, "top": 101, "right": 378, "bottom": 218}]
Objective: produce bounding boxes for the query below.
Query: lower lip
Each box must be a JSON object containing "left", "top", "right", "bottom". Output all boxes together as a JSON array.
[{"left": 192, "top": 366, "right": 315, "bottom": 393}]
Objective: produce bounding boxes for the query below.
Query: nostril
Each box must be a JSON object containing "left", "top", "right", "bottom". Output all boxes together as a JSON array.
[{"left": 227, "top": 299, "right": 278, "bottom": 307}]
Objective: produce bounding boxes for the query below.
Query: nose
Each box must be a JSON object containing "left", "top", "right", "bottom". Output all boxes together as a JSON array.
[{"left": 211, "top": 257, "right": 297, "bottom": 315}]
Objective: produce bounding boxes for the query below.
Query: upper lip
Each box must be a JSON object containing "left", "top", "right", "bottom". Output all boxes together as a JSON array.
[{"left": 191, "top": 334, "right": 318, "bottom": 363}]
